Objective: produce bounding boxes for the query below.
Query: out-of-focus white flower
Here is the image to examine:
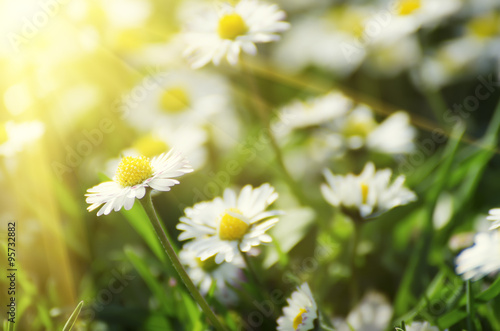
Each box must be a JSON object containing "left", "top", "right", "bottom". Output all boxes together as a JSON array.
[
  {"left": 177, "top": 184, "right": 282, "bottom": 263},
  {"left": 487, "top": 208, "right": 500, "bottom": 230},
  {"left": 86, "top": 150, "right": 193, "bottom": 216},
  {"left": 321, "top": 162, "right": 417, "bottom": 219},
  {"left": 456, "top": 230, "right": 500, "bottom": 280},
  {"left": 333, "top": 291, "right": 393, "bottom": 331},
  {"left": 272, "top": 92, "right": 353, "bottom": 138},
  {"left": 372, "top": 0, "right": 461, "bottom": 45},
  {"left": 124, "top": 69, "right": 231, "bottom": 132},
  {"left": 0, "top": 121, "right": 45, "bottom": 157},
  {"left": 277, "top": 283, "right": 318, "bottom": 331},
  {"left": 182, "top": 0, "right": 290, "bottom": 68},
  {"left": 413, "top": 12, "right": 500, "bottom": 90},
  {"left": 272, "top": 6, "right": 370, "bottom": 76},
  {"left": 179, "top": 244, "right": 244, "bottom": 304},
  {"left": 334, "top": 105, "right": 416, "bottom": 154},
  {"left": 404, "top": 321, "right": 440, "bottom": 331}
]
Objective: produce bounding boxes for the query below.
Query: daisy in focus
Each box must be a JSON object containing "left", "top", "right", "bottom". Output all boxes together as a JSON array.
[
  {"left": 277, "top": 283, "right": 318, "bottom": 331},
  {"left": 182, "top": 0, "right": 290, "bottom": 68},
  {"left": 86, "top": 150, "right": 193, "bottom": 216},
  {"left": 455, "top": 230, "right": 500, "bottom": 280},
  {"left": 176, "top": 183, "right": 282, "bottom": 263},
  {"left": 321, "top": 162, "right": 417, "bottom": 220},
  {"left": 179, "top": 244, "right": 244, "bottom": 304}
]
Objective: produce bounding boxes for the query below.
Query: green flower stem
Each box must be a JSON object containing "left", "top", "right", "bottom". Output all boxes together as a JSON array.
[
  {"left": 240, "top": 249, "right": 263, "bottom": 286},
  {"left": 349, "top": 220, "right": 362, "bottom": 307},
  {"left": 140, "top": 190, "right": 227, "bottom": 331}
]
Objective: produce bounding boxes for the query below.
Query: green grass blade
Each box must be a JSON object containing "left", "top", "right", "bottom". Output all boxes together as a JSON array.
[{"left": 62, "top": 301, "right": 83, "bottom": 331}]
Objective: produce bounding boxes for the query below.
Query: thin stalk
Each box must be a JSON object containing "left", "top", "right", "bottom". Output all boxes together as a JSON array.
[
  {"left": 240, "top": 250, "right": 279, "bottom": 318},
  {"left": 139, "top": 190, "right": 227, "bottom": 331},
  {"left": 466, "top": 280, "right": 475, "bottom": 331},
  {"left": 240, "top": 250, "right": 263, "bottom": 286},
  {"left": 349, "top": 221, "right": 361, "bottom": 307}
]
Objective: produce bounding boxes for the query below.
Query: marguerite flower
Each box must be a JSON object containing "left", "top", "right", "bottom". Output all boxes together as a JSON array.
[
  {"left": 86, "top": 150, "right": 193, "bottom": 216},
  {"left": 277, "top": 283, "right": 318, "bottom": 331},
  {"left": 321, "top": 162, "right": 417, "bottom": 220},
  {"left": 182, "top": 0, "right": 290, "bottom": 68},
  {"left": 455, "top": 230, "right": 500, "bottom": 280},
  {"left": 176, "top": 183, "right": 282, "bottom": 263},
  {"left": 333, "top": 291, "right": 393, "bottom": 331},
  {"left": 333, "top": 105, "right": 416, "bottom": 154},
  {"left": 404, "top": 321, "right": 440, "bottom": 331},
  {"left": 124, "top": 69, "right": 230, "bottom": 132},
  {"left": 487, "top": 208, "right": 500, "bottom": 230},
  {"left": 179, "top": 244, "right": 244, "bottom": 304},
  {"left": 272, "top": 92, "right": 353, "bottom": 139},
  {"left": 372, "top": 0, "right": 461, "bottom": 45}
]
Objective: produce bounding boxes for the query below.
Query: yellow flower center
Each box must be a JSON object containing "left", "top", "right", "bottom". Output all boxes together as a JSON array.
[
  {"left": 327, "top": 7, "right": 365, "bottom": 38},
  {"left": 342, "top": 116, "right": 377, "bottom": 138},
  {"left": 159, "top": 87, "right": 190, "bottom": 113},
  {"left": 467, "top": 13, "right": 500, "bottom": 38},
  {"left": 293, "top": 308, "right": 307, "bottom": 330},
  {"left": 197, "top": 256, "right": 219, "bottom": 272},
  {"left": 0, "top": 124, "right": 8, "bottom": 144},
  {"left": 219, "top": 208, "right": 249, "bottom": 241},
  {"left": 217, "top": 13, "right": 248, "bottom": 40},
  {"left": 115, "top": 156, "right": 153, "bottom": 187},
  {"left": 398, "top": 0, "right": 421, "bottom": 16},
  {"left": 361, "top": 182, "right": 369, "bottom": 204},
  {"left": 132, "top": 135, "right": 168, "bottom": 158}
]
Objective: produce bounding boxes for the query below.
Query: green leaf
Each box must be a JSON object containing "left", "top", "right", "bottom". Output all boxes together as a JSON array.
[
  {"left": 124, "top": 246, "right": 175, "bottom": 315},
  {"left": 62, "top": 301, "right": 83, "bottom": 331}
]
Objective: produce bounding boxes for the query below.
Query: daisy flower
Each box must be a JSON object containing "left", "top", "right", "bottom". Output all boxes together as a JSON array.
[
  {"left": 333, "top": 291, "right": 393, "bottom": 331},
  {"left": 124, "top": 69, "right": 230, "bottom": 132},
  {"left": 179, "top": 244, "right": 244, "bottom": 304},
  {"left": 0, "top": 120, "right": 45, "bottom": 157},
  {"left": 272, "top": 5, "right": 371, "bottom": 76},
  {"left": 277, "top": 283, "right": 318, "bottom": 331},
  {"left": 334, "top": 105, "right": 416, "bottom": 154},
  {"left": 455, "top": 230, "right": 500, "bottom": 280},
  {"left": 272, "top": 92, "right": 353, "bottom": 139},
  {"left": 182, "top": 0, "right": 290, "bottom": 68},
  {"left": 321, "top": 162, "right": 417, "bottom": 220},
  {"left": 372, "top": 0, "right": 461, "bottom": 45},
  {"left": 487, "top": 208, "right": 500, "bottom": 230},
  {"left": 176, "top": 183, "right": 282, "bottom": 263},
  {"left": 86, "top": 150, "right": 193, "bottom": 216},
  {"left": 404, "top": 321, "right": 440, "bottom": 331}
]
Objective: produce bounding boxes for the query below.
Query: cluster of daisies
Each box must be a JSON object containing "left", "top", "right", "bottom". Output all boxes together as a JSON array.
[
  {"left": 82, "top": 0, "right": 500, "bottom": 330},
  {"left": 86, "top": 147, "right": 420, "bottom": 330}
]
